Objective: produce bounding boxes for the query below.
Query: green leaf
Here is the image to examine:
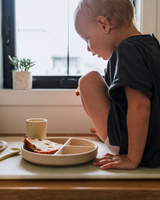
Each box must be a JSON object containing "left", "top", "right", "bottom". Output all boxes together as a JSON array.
[{"left": 8, "top": 55, "right": 36, "bottom": 72}]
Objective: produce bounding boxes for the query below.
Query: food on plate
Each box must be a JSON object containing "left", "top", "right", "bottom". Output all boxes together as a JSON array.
[{"left": 24, "top": 138, "right": 63, "bottom": 154}]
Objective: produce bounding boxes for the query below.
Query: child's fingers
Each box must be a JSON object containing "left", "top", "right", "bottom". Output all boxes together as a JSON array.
[
  {"left": 93, "top": 159, "right": 111, "bottom": 166},
  {"left": 102, "top": 153, "right": 114, "bottom": 157},
  {"left": 75, "top": 87, "right": 80, "bottom": 96},
  {"left": 93, "top": 153, "right": 114, "bottom": 166},
  {"left": 93, "top": 154, "right": 136, "bottom": 170},
  {"left": 100, "top": 162, "right": 119, "bottom": 170},
  {"left": 95, "top": 154, "right": 114, "bottom": 161}
]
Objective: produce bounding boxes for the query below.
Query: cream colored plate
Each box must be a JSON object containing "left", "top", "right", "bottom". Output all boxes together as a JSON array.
[
  {"left": 22, "top": 137, "right": 98, "bottom": 166},
  {"left": 0, "top": 141, "right": 8, "bottom": 152}
]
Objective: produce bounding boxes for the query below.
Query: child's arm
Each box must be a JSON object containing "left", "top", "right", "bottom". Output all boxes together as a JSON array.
[
  {"left": 124, "top": 86, "right": 151, "bottom": 167},
  {"left": 93, "top": 86, "right": 151, "bottom": 169}
]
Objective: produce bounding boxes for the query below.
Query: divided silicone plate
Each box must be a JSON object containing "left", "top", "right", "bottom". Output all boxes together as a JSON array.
[
  {"left": 22, "top": 137, "right": 98, "bottom": 166},
  {"left": 0, "top": 140, "right": 8, "bottom": 152}
]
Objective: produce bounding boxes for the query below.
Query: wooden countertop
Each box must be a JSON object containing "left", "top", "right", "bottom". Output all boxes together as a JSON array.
[
  {"left": 1, "top": 134, "right": 160, "bottom": 199},
  {"left": 1, "top": 179, "right": 160, "bottom": 200}
]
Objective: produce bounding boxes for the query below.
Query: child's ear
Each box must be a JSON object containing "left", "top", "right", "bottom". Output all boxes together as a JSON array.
[{"left": 97, "top": 16, "right": 110, "bottom": 33}]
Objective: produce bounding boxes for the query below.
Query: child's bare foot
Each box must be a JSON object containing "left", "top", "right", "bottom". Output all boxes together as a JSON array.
[
  {"left": 90, "top": 128, "right": 99, "bottom": 137},
  {"left": 90, "top": 128, "right": 96, "bottom": 133}
]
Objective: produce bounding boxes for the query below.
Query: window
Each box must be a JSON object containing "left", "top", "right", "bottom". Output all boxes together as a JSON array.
[{"left": 2, "top": 0, "right": 136, "bottom": 89}]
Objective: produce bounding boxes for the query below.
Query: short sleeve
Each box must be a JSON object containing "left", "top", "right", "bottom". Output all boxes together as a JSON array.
[{"left": 108, "top": 42, "right": 153, "bottom": 106}]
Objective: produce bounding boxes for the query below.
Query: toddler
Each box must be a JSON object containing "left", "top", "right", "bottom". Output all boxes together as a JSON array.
[{"left": 74, "top": 0, "right": 160, "bottom": 169}]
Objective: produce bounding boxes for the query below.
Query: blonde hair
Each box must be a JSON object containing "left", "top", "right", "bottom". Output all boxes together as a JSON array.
[{"left": 77, "top": 0, "right": 135, "bottom": 28}]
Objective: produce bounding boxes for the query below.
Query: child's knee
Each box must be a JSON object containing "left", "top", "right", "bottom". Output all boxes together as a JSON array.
[{"left": 79, "top": 71, "right": 102, "bottom": 87}]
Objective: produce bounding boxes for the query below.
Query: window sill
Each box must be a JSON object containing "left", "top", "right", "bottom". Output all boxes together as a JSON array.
[{"left": 0, "top": 89, "right": 81, "bottom": 106}]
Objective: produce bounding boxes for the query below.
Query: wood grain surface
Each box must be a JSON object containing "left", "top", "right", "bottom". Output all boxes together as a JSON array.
[{"left": 1, "top": 179, "right": 160, "bottom": 200}]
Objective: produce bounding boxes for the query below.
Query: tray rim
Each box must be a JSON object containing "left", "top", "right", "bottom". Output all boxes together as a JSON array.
[{"left": 21, "top": 137, "right": 98, "bottom": 166}]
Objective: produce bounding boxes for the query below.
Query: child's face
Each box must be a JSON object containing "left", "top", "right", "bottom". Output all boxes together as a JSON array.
[{"left": 75, "top": 11, "right": 116, "bottom": 60}]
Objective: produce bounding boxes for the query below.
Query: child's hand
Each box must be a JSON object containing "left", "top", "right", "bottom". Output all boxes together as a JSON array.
[
  {"left": 75, "top": 87, "right": 80, "bottom": 96},
  {"left": 93, "top": 153, "right": 137, "bottom": 170}
]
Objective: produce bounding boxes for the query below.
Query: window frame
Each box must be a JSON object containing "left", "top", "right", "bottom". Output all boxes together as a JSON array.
[
  {"left": 2, "top": 0, "right": 80, "bottom": 89},
  {"left": 2, "top": 0, "right": 136, "bottom": 89},
  {"left": 2, "top": 0, "right": 16, "bottom": 88}
]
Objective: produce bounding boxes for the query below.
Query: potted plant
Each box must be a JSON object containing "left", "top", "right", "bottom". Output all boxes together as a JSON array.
[{"left": 8, "top": 55, "right": 36, "bottom": 90}]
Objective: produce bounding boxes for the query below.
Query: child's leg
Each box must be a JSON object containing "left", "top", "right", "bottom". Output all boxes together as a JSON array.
[{"left": 79, "top": 71, "right": 111, "bottom": 142}]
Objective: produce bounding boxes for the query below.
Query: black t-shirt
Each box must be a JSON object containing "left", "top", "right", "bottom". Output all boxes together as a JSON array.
[{"left": 105, "top": 34, "right": 160, "bottom": 167}]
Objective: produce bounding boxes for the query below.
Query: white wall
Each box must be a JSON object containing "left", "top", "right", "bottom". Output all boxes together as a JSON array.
[
  {"left": 0, "top": 89, "right": 93, "bottom": 134},
  {"left": 157, "top": 0, "right": 160, "bottom": 40},
  {"left": 140, "top": 0, "right": 160, "bottom": 41},
  {"left": 0, "top": 0, "right": 160, "bottom": 134}
]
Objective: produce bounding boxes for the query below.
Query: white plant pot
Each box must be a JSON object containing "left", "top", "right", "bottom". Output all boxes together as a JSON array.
[{"left": 12, "top": 71, "right": 32, "bottom": 90}]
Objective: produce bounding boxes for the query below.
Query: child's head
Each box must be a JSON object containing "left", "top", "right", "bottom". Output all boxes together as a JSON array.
[
  {"left": 74, "top": 0, "right": 135, "bottom": 60},
  {"left": 75, "top": 0, "right": 134, "bottom": 29}
]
